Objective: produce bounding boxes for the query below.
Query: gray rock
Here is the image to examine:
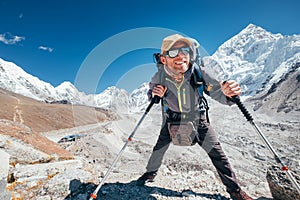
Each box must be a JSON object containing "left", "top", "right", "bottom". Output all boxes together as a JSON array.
[
  {"left": 266, "top": 165, "right": 300, "bottom": 200},
  {"left": 0, "top": 179, "right": 12, "bottom": 200},
  {"left": 0, "top": 149, "right": 10, "bottom": 179}
]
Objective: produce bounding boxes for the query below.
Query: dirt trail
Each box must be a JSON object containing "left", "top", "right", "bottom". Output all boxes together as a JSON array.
[{"left": 12, "top": 97, "right": 24, "bottom": 124}]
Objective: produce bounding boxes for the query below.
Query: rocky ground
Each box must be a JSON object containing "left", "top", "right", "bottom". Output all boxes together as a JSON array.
[{"left": 1, "top": 98, "right": 299, "bottom": 200}]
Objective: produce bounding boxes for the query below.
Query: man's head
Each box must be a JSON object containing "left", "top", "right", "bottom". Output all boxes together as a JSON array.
[{"left": 160, "top": 34, "right": 192, "bottom": 76}]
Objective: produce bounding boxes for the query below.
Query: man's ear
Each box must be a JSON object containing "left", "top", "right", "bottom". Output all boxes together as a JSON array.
[{"left": 160, "top": 56, "right": 166, "bottom": 65}]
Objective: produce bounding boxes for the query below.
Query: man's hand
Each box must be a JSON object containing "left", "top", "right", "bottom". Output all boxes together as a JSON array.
[
  {"left": 152, "top": 85, "right": 167, "bottom": 98},
  {"left": 220, "top": 80, "right": 241, "bottom": 97}
]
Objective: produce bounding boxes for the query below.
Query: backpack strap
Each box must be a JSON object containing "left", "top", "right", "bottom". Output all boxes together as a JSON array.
[
  {"left": 159, "top": 70, "right": 167, "bottom": 126},
  {"left": 191, "top": 63, "right": 210, "bottom": 123},
  {"left": 200, "top": 96, "right": 210, "bottom": 123}
]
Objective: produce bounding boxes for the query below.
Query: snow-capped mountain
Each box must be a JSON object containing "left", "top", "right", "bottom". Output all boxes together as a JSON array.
[
  {"left": 0, "top": 24, "right": 299, "bottom": 111},
  {"left": 55, "top": 81, "right": 82, "bottom": 103},
  {"left": 0, "top": 57, "right": 136, "bottom": 111},
  {"left": 0, "top": 58, "right": 128, "bottom": 108},
  {"left": 94, "top": 86, "right": 130, "bottom": 112},
  {"left": 0, "top": 58, "right": 86, "bottom": 103},
  {"left": 129, "top": 83, "right": 151, "bottom": 112},
  {"left": 212, "top": 24, "right": 300, "bottom": 95},
  {"left": 0, "top": 59, "right": 58, "bottom": 101}
]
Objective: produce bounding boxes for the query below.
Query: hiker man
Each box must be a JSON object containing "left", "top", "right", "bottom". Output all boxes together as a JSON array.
[{"left": 136, "top": 34, "right": 253, "bottom": 200}]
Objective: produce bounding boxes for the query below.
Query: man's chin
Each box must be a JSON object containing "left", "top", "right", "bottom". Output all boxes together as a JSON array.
[{"left": 179, "top": 65, "right": 188, "bottom": 73}]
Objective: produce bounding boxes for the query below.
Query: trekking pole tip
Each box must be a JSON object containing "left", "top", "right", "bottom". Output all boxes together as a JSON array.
[{"left": 90, "top": 193, "right": 97, "bottom": 199}]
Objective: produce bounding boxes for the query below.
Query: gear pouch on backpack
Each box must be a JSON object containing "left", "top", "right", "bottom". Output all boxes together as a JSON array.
[{"left": 167, "top": 121, "right": 197, "bottom": 146}]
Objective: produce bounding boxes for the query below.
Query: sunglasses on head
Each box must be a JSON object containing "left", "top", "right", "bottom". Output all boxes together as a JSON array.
[{"left": 164, "top": 47, "right": 190, "bottom": 58}]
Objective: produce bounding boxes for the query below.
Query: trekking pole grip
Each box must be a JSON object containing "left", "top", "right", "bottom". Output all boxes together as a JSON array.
[
  {"left": 146, "top": 95, "right": 160, "bottom": 113},
  {"left": 231, "top": 96, "right": 253, "bottom": 121},
  {"left": 152, "top": 95, "right": 161, "bottom": 104}
]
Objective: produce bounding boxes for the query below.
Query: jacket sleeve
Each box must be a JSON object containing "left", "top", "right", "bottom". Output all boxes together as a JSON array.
[
  {"left": 147, "top": 70, "right": 163, "bottom": 101},
  {"left": 200, "top": 57, "right": 235, "bottom": 106}
]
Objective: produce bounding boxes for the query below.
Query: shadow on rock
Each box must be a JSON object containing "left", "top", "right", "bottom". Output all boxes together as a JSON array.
[{"left": 64, "top": 179, "right": 233, "bottom": 200}]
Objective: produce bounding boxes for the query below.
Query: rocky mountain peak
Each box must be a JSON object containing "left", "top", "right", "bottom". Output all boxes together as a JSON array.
[
  {"left": 213, "top": 24, "right": 299, "bottom": 96},
  {"left": 217, "top": 24, "right": 281, "bottom": 57}
]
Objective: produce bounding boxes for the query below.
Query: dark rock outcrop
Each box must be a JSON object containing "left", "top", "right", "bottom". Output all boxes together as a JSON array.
[{"left": 266, "top": 165, "right": 300, "bottom": 200}]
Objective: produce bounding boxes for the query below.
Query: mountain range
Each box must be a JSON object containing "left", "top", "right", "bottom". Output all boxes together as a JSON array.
[{"left": 0, "top": 24, "right": 299, "bottom": 113}]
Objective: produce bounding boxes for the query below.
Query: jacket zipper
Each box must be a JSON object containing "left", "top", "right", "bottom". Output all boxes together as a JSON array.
[
  {"left": 166, "top": 77, "right": 185, "bottom": 112},
  {"left": 183, "top": 88, "right": 186, "bottom": 105}
]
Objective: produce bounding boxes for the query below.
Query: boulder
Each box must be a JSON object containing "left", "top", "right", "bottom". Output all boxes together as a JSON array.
[
  {"left": 266, "top": 165, "right": 300, "bottom": 200},
  {"left": 0, "top": 179, "right": 12, "bottom": 200},
  {"left": 0, "top": 149, "right": 10, "bottom": 179},
  {"left": 0, "top": 150, "right": 12, "bottom": 200}
]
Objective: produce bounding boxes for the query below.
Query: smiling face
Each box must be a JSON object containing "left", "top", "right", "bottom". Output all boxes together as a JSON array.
[{"left": 160, "top": 41, "right": 191, "bottom": 76}]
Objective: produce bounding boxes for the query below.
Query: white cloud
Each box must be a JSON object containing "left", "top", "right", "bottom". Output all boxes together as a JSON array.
[
  {"left": 38, "top": 46, "right": 54, "bottom": 53},
  {"left": 0, "top": 32, "right": 25, "bottom": 45}
]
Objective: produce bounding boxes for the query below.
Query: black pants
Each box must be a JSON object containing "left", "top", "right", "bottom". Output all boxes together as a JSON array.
[{"left": 146, "top": 118, "right": 240, "bottom": 192}]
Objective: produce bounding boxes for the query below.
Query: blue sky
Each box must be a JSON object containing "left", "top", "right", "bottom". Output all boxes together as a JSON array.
[{"left": 0, "top": 0, "right": 299, "bottom": 94}]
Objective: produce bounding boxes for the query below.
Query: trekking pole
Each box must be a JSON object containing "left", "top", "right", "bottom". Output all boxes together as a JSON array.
[
  {"left": 231, "top": 95, "right": 300, "bottom": 194},
  {"left": 89, "top": 96, "right": 160, "bottom": 200}
]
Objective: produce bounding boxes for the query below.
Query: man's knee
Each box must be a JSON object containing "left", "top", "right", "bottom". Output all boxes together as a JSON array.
[
  {"left": 206, "top": 143, "right": 228, "bottom": 161},
  {"left": 153, "top": 142, "right": 170, "bottom": 152}
]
